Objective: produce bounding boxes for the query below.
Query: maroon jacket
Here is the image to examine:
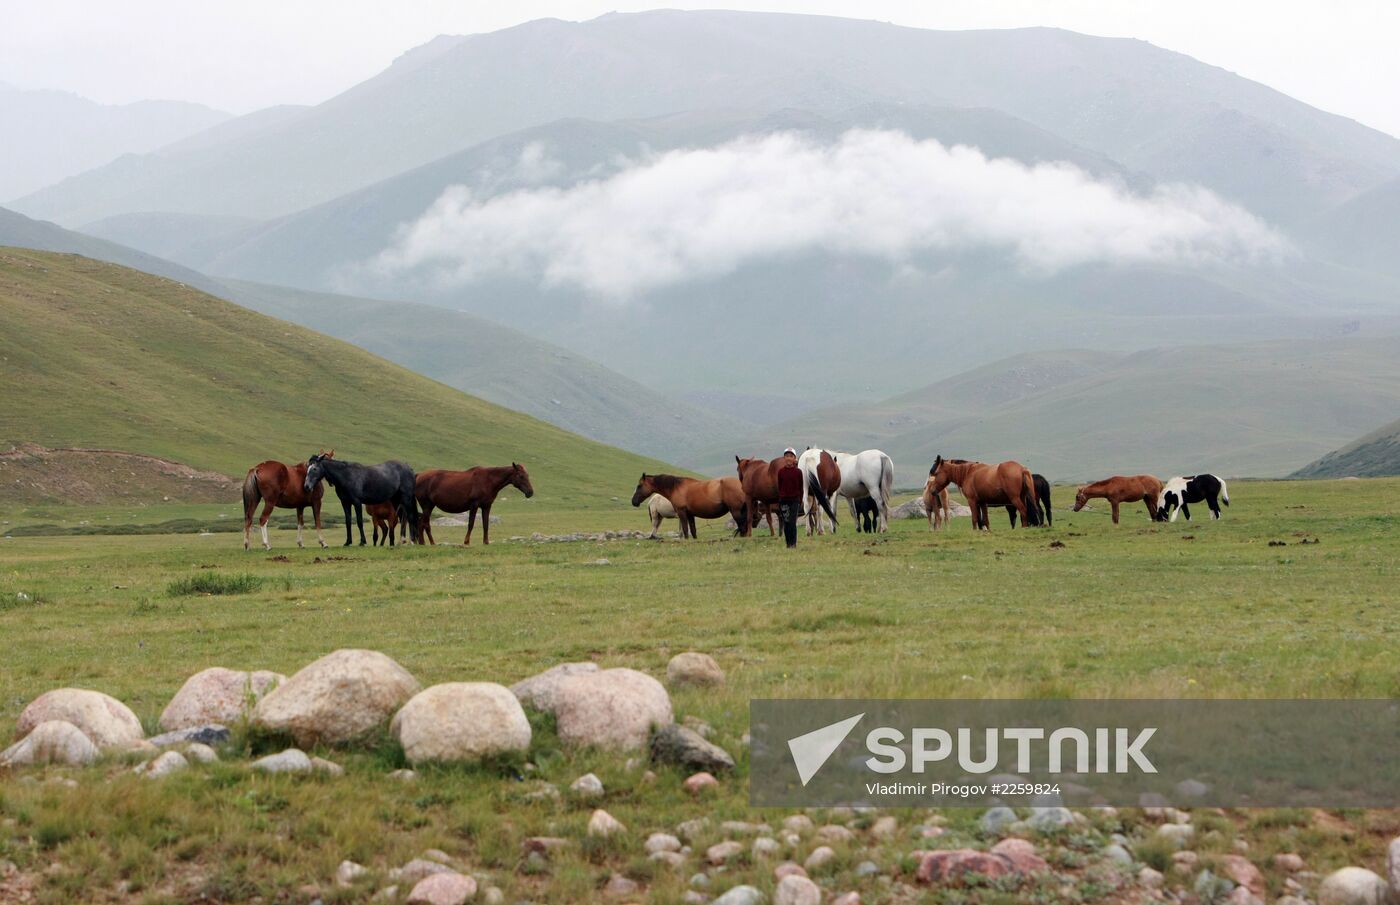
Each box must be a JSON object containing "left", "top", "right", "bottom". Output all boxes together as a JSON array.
[{"left": 777, "top": 463, "right": 804, "bottom": 501}]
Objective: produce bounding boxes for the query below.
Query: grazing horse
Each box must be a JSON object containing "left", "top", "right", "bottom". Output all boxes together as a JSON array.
[
  {"left": 630, "top": 474, "right": 747, "bottom": 540},
  {"left": 827, "top": 449, "right": 895, "bottom": 533},
  {"left": 798, "top": 448, "right": 842, "bottom": 535},
  {"left": 1157, "top": 475, "right": 1230, "bottom": 522},
  {"left": 304, "top": 453, "right": 419, "bottom": 546},
  {"left": 1072, "top": 475, "right": 1163, "bottom": 524},
  {"left": 922, "top": 477, "right": 951, "bottom": 531},
  {"left": 928, "top": 456, "right": 1038, "bottom": 530},
  {"left": 735, "top": 455, "right": 834, "bottom": 538},
  {"left": 242, "top": 455, "right": 328, "bottom": 550},
  {"left": 1007, "top": 473, "right": 1053, "bottom": 527},
  {"left": 853, "top": 496, "right": 880, "bottom": 533},
  {"left": 415, "top": 463, "right": 534, "bottom": 545},
  {"left": 367, "top": 502, "right": 403, "bottom": 546}
]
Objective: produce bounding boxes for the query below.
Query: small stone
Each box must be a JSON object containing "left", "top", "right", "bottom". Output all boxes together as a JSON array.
[
  {"left": 1226, "top": 886, "right": 1263, "bottom": 905},
  {"left": 406, "top": 870, "right": 475, "bottom": 905},
  {"left": 682, "top": 893, "right": 708, "bottom": 905},
  {"left": 373, "top": 886, "right": 399, "bottom": 902},
  {"left": 185, "top": 743, "right": 219, "bottom": 763},
  {"left": 1275, "top": 853, "right": 1306, "bottom": 873},
  {"left": 752, "top": 837, "right": 781, "bottom": 857},
  {"left": 803, "top": 846, "right": 836, "bottom": 871},
  {"left": 854, "top": 861, "right": 879, "bottom": 877},
  {"left": 1172, "top": 850, "right": 1199, "bottom": 875},
  {"left": 1220, "top": 854, "right": 1264, "bottom": 897},
  {"left": 1102, "top": 843, "right": 1133, "bottom": 866},
  {"left": 773, "top": 874, "right": 820, "bottom": 905},
  {"left": 666, "top": 652, "right": 725, "bottom": 688},
  {"left": 481, "top": 887, "right": 504, "bottom": 905},
  {"left": 336, "top": 861, "right": 369, "bottom": 887},
  {"left": 1317, "top": 867, "right": 1388, "bottom": 905},
  {"left": 310, "top": 756, "right": 344, "bottom": 776},
  {"left": 1155, "top": 823, "right": 1194, "bottom": 849},
  {"left": 588, "top": 809, "right": 626, "bottom": 837},
  {"left": 522, "top": 837, "right": 569, "bottom": 856},
  {"left": 915, "top": 849, "right": 1017, "bottom": 885},
  {"left": 990, "top": 837, "right": 1048, "bottom": 874},
  {"left": 389, "top": 768, "right": 418, "bottom": 781},
  {"left": 392, "top": 859, "right": 451, "bottom": 885},
  {"left": 139, "top": 750, "right": 189, "bottom": 779},
  {"left": 603, "top": 874, "right": 639, "bottom": 898},
  {"left": 1027, "top": 807, "right": 1074, "bottom": 832},
  {"left": 646, "top": 833, "right": 682, "bottom": 854},
  {"left": 869, "top": 816, "right": 898, "bottom": 840},
  {"left": 147, "top": 725, "right": 231, "bottom": 747},
  {"left": 651, "top": 723, "right": 735, "bottom": 773},
  {"left": 684, "top": 772, "right": 720, "bottom": 794},
  {"left": 815, "top": 824, "right": 855, "bottom": 844},
  {"left": 570, "top": 772, "right": 604, "bottom": 797},
  {"left": 773, "top": 862, "right": 807, "bottom": 881},
  {"left": 782, "top": 815, "right": 814, "bottom": 834},
  {"left": 421, "top": 849, "right": 451, "bottom": 865},
  {"left": 683, "top": 715, "right": 715, "bottom": 737},
  {"left": 711, "top": 885, "right": 765, "bottom": 905},
  {"left": 721, "top": 821, "right": 769, "bottom": 836},
  {"left": 651, "top": 851, "right": 685, "bottom": 867},
  {"left": 690, "top": 872, "right": 711, "bottom": 888},
  {"left": 831, "top": 894, "right": 861, "bottom": 905},
  {"left": 708, "top": 841, "right": 744, "bottom": 864},
  {"left": 1139, "top": 866, "right": 1164, "bottom": 889},
  {"left": 677, "top": 818, "right": 711, "bottom": 840},
  {"left": 251, "top": 748, "right": 312, "bottom": 773}
]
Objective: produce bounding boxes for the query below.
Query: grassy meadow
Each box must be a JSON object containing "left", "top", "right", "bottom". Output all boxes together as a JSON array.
[{"left": 2, "top": 478, "right": 1399, "bottom": 903}]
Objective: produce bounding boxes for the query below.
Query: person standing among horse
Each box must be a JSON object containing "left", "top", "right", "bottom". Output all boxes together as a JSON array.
[{"left": 777, "top": 448, "right": 804, "bottom": 549}]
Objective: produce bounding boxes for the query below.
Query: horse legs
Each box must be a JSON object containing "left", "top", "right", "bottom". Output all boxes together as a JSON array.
[
  {"left": 464, "top": 507, "right": 476, "bottom": 545},
  {"left": 688, "top": 513, "right": 699, "bottom": 540},
  {"left": 259, "top": 499, "right": 275, "bottom": 550},
  {"left": 482, "top": 503, "right": 493, "bottom": 545},
  {"left": 355, "top": 503, "right": 367, "bottom": 546},
  {"left": 312, "top": 499, "right": 327, "bottom": 548},
  {"left": 419, "top": 503, "right": 437, "bottom": 545},
  {"left": 1183, "top": 500, "right": 1194, "bottom": 521},
  {"left": 1207, "top": 496, "right": 1220, "bottom": 519},
  {"left": 295, "top": 507, "right": 306, "bottom": 548},
  {"left": 1111, "top": 501, "right": 1121, "bottom": 524},
  {"left": 341, "top": 501, "right": 354, "bottom": 546}
]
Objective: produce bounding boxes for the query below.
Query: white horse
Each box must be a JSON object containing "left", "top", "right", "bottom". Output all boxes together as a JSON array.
[
  {"left": 644, "top": 493, "right": 676, "bottom": 538},
  {"left": 831, "top": 449, "right": 895, "bottom": 532}
]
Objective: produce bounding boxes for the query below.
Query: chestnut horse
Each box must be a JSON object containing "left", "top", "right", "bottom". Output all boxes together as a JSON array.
[
  {"left": 1073, "top": 475, "right": 1162, "bottom": 524},
  {"left": 798, "top": 448, "right": 842, "bottom": 535},
  {"left": 367, "top": 501, "right": 400, "bottom": 546},
  {"left": 416, "top": 463, "right": 534, "bottom": 545},
  {"left": 922, "top": 477, "right": 951, "bottom": 531},
  {"left": 242, "top": 454, "right": 329, "bottom": 550},
  {"left": 927, "top": 456, "right": 1038, "bottom": 530},
  {"left": 735, "top": 455, "right": 834, "bottom": 538},
  {"left": 630, "top": 474, "right": 747, "bottom": 540}
]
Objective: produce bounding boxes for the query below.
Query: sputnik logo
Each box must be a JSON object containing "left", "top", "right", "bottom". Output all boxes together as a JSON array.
[{"left": 788, "top": 712, "right": 864, "bottom": 786}]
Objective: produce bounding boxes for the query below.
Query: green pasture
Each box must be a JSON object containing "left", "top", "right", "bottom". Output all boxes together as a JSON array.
[{"left": 1, "top": 477, "right": 1397, "bottom": 903}]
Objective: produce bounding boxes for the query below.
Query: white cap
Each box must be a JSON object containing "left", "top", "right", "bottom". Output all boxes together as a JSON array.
[{"left": 783, "top": 447, "right": 797, "bottom": 456}]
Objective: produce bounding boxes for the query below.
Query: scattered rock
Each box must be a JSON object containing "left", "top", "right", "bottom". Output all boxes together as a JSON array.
[
  {"left": 803, "top": 846, "right": 836, "bottom": 871},
  {"left": 388, "top": 768, "right": 418, "bottom": 781},
  {"left": 916, "top": 849, "right": 1020, "bottom": 885},
  {"left": 250, "top": 748, "right": 312, "bottom": 773},
  {"left": 1389, "top": 838, "right": 1400, "bottom": 894},
  {"left": 510, "top": 662, "right": 600, "bottom": 712},
  {"left": 815, "top": 824, "right": 855, "bottom": 845},
  {"left": 1317, "top": 867, "right": 1388, "bottom": 905},
  {"left": 646, "top": 833, "right": 682, "bottom": 855},
  {"left": 676, "top": 818, "right": 711, "bottom": 840},
  {"left": 588, "top": 809, "right": 626, "bottom": 837},
  {"left": 773, "top": 874, "right": 820, "bottom": 905},
  {"left": 1139, "top": 866, "right": 1164, "bottom": 889},
  {"left": 392, "top": 859, "right": 452, "bottom": 885},
  {"left": 147, "top": 724, "right": 231, "bottom": 748},
  {"left": 570, "top": 772, "right": 604, "bottom": 797},
  {"left": 1155, "top": 823, "right": 1194, "bottom": 849},
  {"left": 1221, "top": 854, "right": 1265, "bottom": 898},
  {"left": 831, "top": 894, "right": 860, "bottom": 905},
  {"left": 310, "top": 756, "right": 344, "bottom": 776},
  {"left": 752, "top": 837, "right": 781, "bottom": 857},
  {"left": 1103, "top": 843, "right": 1133, "bottom": 866},
  {"left": 990, "top": 837, "right": 1047, "bottom": 873},
  {"left": 15, "top": 689, "right": 143, "bottom": 748},
  {"left": 650, "top": 722, "right": 734, "bottom": 774},
  {"left": 481, "top": 886, "right": 504, "bottom": 905},
  {"left": 185, "top": 743, "right": 219, "bottom": 764},
  {"left": 406, "top": 870, "right": 476, "bottom": 905},
  {"left": 682, "top": 715, "right": 715, "bottom": 737},
  {"left": 159, "top": 667, "right": 283, "bottom": 731},
  {"left": 684, "top": 771, "right": 720, "bottom": 794},
  {"left": 869, "top": 816, "right": 898, "bottom": 840},
  {"left": 651, "top": 851, "right": 686, "bottom": 868},
  {"left": 552, "top": 667, "right": 673, "bottom": 750},
  {"left": 0, "top": 720, "right": 99, "bottom": 766},
  {"left": 603, "top": 873, "right": 639, "bottom": 897},
  {"left": 666, "top": 652, "right": 725, "bottom": 688},
  {"left": 522, "top": 837, "right": 569, "bottom": 856},
  {"left": 712, "top": 885, "right": 765, "bottom": 905},
  {"left": 391, "top": 682, "right": 531, "bottom": 764},
  {"left": 774, "top": 862, "right": 807, "bottom": 881},
  {"left": 1027, "top": 807, "right": 1074, "bottom": 832},
  {"left": 708, "top": 841, "right": 744, "bottom": 864},
  {"left": 253, "top": 649, "right": 419, "bottom": 747},
  {"left": 138, "top": 750, "right": 189, "bottom": 779},
  {"left": 335, "top": 860, "right": 369, "bottom": 887},
  {"left": 1275, "top": 853, "right": 1306, "bottom": 873}
]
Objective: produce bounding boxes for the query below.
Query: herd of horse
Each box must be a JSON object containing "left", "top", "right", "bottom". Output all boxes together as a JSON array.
[{"left": 240, "top": 449, "right": 1228, "bottom": 550}]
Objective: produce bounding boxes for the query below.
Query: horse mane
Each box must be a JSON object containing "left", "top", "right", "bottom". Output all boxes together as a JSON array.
[{"left": 647, "top": 474, "right": 687, "bottom": 493}]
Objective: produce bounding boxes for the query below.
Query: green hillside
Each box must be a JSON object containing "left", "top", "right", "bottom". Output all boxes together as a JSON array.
[
  {"left": 1292, "top": 415, "right": 1400, "bottom": 477},
  {"left": 0, "top": 248, "right": 668, "bottom": 505}
]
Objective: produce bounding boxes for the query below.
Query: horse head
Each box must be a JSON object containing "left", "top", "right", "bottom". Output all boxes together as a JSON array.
[
  {"left": 510, "top": 462, "right": 535, "bottom": 498},
  {"left": 1072, "top": 486, "right": 1090, "bottom": 511},
  {"left": 928, "top": 456, "right": 952, "bottom": 494},
  {"left": 631, "top": 473, "right": 655, "bottom": 507},
  {"left": 305, "top": 453, "right": 331, "bottom": 493}
]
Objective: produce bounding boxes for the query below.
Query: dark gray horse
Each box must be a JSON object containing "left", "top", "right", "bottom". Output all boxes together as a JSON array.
[{"left": 304, "top": 453, "right": 418, "bottom": 546}]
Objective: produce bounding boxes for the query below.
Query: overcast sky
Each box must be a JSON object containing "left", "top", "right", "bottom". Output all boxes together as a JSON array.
[{"left": 3, "top": 1, "right": 1398, "bottom": 138}]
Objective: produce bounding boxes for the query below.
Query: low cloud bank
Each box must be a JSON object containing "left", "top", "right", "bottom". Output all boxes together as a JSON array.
[{"left": 371, "top": 130, "right": 1286, "bottom": 299}]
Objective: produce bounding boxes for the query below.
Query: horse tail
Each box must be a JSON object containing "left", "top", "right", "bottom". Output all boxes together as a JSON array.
[
  {"left": 1041, "top": 480, "right": 1052, "bottom": 527},
  {"left": 1020, "top": 471, "right": 1039, "bottom": 527},
  {"left": 879, "top": 453, "right": 894, "bottom": 510},
  {"left": 1219, "top": 478, "right": 1230, "bottom": 506},
  {"left": 807, "top": 470, "right": 835, "bottom": 524},
  {"left": 241, "top": 467, "right": 261, "bottom": 519}
]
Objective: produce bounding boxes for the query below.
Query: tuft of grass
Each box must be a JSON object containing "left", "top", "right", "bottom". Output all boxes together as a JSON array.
[{"left": 165, "top": 572, "right": 262, "bottom": 597}]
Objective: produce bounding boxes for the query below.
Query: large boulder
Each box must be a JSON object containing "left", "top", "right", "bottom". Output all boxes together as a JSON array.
[
  {"left": 253, "top": 649, "right": 419, "bottom": 747},
  {"left": 15, "top": 688, "right": 143, "bottom": 748},
  {"left": 553, "top": 668, "right": 673, "bottom": 750},
  {"left": 510, "top": 662, "right": 599, "bottom": 712},
  {"left": 666, "top": 652, "right": 724, "bottom": 688},
  {"left": 391, "top": 683, "right": 531, "bottom": 764},
  {"left": 1317, "top": 867, "right": 1388, "bottom": 905},
  {"left": 0, "top": 720, "right": 100, "bottom": 766},
  {"left": 651, "top": 723, "right": 735, "bottom": 772},
  {"left": 159, "top": 667, "right": 284, "bottom": 731}
]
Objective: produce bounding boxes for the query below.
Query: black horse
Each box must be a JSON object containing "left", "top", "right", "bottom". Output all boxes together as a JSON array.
[
  {"left": 1007, "top": 473, "right": 1052, "bottom": 527},
  {"left": 853, "top": 496, "right": 880, "bottom": 533},
  {"left": 304, "top": 453, "right": 418, "bottom": 546}
]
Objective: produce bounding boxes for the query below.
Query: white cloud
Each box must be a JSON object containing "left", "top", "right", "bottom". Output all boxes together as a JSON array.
[{"left": 370, "top": 129, "right": 1288, "bottom": 299}]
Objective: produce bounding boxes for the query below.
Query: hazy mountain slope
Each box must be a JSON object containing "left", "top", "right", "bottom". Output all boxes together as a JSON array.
[
  {"left": 0, "top": 249, "right": 666, "bottom": 501},
  {"left": 0, "top": 84, "right": 228, "bottom": 201},
  {"left": 1292, "top": 415, "right": 1400, "bottom": 477},
  {"left": 13, "top": 10, "right": 1399, "bottom": 224},
  {"left": 1305, "top": 176, "right": 1400, "bottom": 278},
  {"left": 80, "top": 211, "right": 264, "bottom": 266},
  {"left": 216, "top": 279, "right": 749, "bottom": 461}
]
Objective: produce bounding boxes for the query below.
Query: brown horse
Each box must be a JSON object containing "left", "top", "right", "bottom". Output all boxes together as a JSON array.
[
  {"left": 367, "top": 501, "right": 400, "bottom": 546},
  {"left": 928, "top": 456, "right": 1038, "bottom": 530},
  {"left": 242, "top": 453, "right": 329, "bottom": 550},
  {"left": 735, "top": 455, "right": 833, "bottom": 538},
  {"left": 416, "top": 463, "right": 534, "bottom": 545},
  {"left": 1073, "top": 475, "right": 1163, "bottom": 524},
  {"left": 802, "top": 448, "right": 842, "bottom": 536},
  {"left": 630, "top": 474, "right": 747, "bottom": 539},
  {"left": 922, "top": 477, "right": 951, "bottom": 531}
]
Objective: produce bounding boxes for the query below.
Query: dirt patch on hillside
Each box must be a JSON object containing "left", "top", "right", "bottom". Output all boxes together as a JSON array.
[{"left": 0, "top": 443, "right": 238, "bottom": 504}]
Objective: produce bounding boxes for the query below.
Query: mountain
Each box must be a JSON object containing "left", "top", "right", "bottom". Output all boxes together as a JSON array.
[
  {"left": 0, "top": 248, "right": 667, "bottom": 501},
  {"left": 1291, "top": 416, "right": 1400, "bottom": 477},
  {"left": 1305, "top": 176, "right": 1400, "bottom": 279},
  {"left": 13, "top": 10, "right": 1400, "bottom": 225},
  {"left": 0, "top": 84, "right": 229, "bottom": 201},
  {"left": 708, "top": 337, "right": 1400, "bottom": 482},
  {"left": 215, "top": 279, "right": 749, "bottom": 461}
]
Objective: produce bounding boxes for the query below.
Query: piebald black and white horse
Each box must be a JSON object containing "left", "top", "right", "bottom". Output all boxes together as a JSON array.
[
  {"left": 1156, "top": 474, "right": 1230, "bottom": 521},
  {"left": 853, "top": 496, "right": 880, "bottom": 533},
  {"left": 304, "top": 453, "right": 419, "bottom": 546},
  {"left": 1007, "top": 473, "right": 1052, "bottom": 527}
]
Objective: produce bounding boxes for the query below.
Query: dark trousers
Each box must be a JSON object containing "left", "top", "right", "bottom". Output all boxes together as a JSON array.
[{"left": 779, "top": 500, "right": 800, "bottom": 548}]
